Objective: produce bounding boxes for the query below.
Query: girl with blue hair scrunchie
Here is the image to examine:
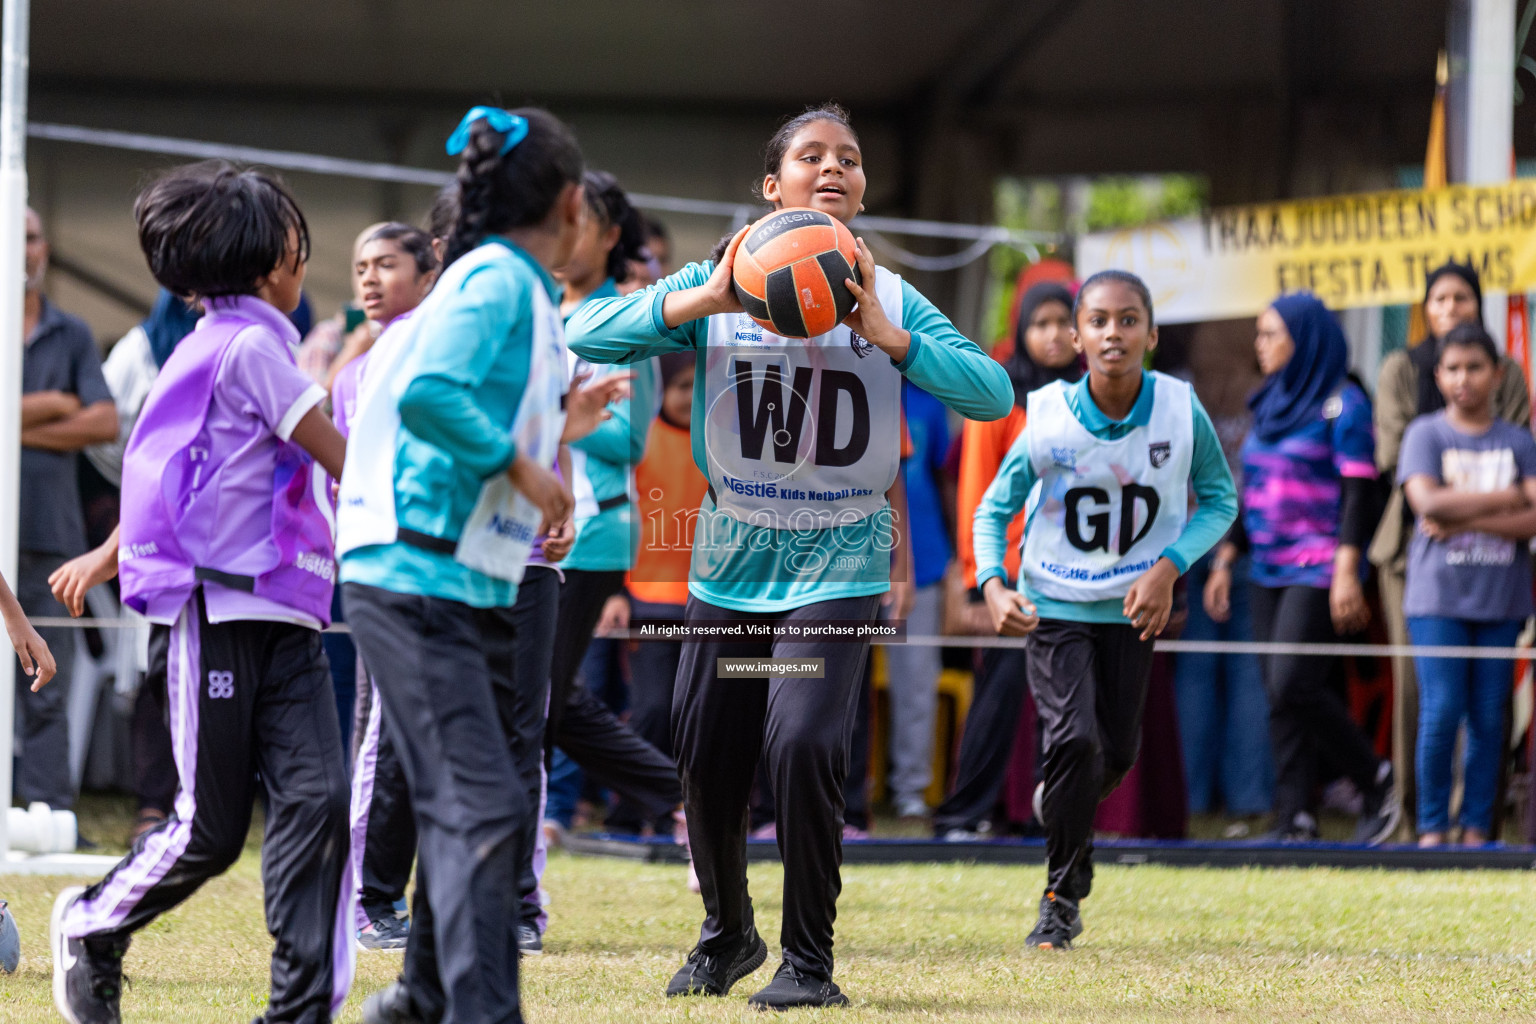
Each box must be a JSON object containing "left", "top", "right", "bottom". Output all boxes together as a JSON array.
[
  {"left": 1208, "top": 291, "right": 1400, "bottom": 847},
  {"left": 342, "top": 106, "right": 630, "bottom": 1024}
]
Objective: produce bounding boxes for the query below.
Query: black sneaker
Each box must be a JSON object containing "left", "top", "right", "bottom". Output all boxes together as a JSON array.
[
  {"left": 358, "top": 911, "right": 410, "bottom": 951},
  {"left": 1025, "top": 890, "right": 1083, "bottom": 950},
  {"left": 1259, "top": 812, "right": 1320, "bottom": 843},
  {"left": 518, "top": 923, "right": 543, "bottom": 956},
  {"left": 1354, "top": 762, "right": 1401, "bottom": 847},
  {"left": 748, "top": 960, "right": 849, "bottom": 1010},
  {"left": 665, "top": 925, "right": 768, "bottom": 997},
  {"left": 51, "top": 887, "right": 130, "bottom": 1024},
  {"left": 362, "top": 979, "right": 428, "bottom": 1024}
]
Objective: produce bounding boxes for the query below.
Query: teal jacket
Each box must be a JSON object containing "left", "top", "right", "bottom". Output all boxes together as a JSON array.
[
  {"left": 566, "top": 260, "right": 1012, "bottom": 613},
  {"left": 341, "top": 238, "right": 552, "bottom": 608},
  {"left": 974, "top": 370, "right": 1238, "bottom": 623},
  {"left": 563, "top": 279, "right": 660, "bottom": 572}
]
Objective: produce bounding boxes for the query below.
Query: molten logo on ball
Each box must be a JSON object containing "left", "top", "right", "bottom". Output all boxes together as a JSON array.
[{"left": 733, "top": 207, "right": 861, "bottom": 338}]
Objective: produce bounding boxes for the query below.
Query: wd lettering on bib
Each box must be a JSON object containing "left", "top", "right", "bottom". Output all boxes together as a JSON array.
[
  {"left": 1021, "top": 373, "right": 1194, "bottom": 602},
  {"left": 702, "top": 266, "right": 906, "bottom": 530},
  {"left": 733, "top": 361, "right": 871, "bottom": 469}
]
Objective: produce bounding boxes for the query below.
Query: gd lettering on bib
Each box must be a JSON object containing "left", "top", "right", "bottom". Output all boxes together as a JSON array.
[
  {"left": 701, "top": 265, "right": 904, "bottom": 530},
  {"left": 1021, "top": 372, "right": 1193, "bottom": 602}
]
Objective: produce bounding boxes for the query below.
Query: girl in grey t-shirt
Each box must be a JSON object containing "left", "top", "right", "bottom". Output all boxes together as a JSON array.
[{"left": 1400, "top": 324, "right": 1536, "bottom": 847}]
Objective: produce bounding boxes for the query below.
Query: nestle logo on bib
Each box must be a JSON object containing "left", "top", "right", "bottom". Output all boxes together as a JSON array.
[
  {"left": 487, "top": 513, "right": 536, "bottom": 543},
  {"left": 848, "top": 331, "right": 873, "bottom": 358},
  {"left": 293, "top": 552, "right": 335, "bottom": 581},
  {"left": 1149, "top": 441, "right": 1171, "bottom": 468},
  {"left": 1050, "top": 447, "right": 1077, "bottom": 470},
  {"left": 732, "top": 314, "right": 763, "bottom": 346}
]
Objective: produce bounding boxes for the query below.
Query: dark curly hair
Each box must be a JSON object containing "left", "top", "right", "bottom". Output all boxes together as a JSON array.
[
  {"left": 135, "top": 160, "right": 309, "bottom": 300},
  {"left": 443, "top": 108, "right": 584, "bottom": 267}
]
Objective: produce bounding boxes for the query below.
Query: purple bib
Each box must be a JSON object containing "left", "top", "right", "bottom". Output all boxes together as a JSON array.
[{"left": 120, "top": 305, "right": 335, "bottom": 625}]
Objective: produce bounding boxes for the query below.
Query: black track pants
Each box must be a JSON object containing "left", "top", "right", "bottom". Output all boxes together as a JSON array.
[
  {"left": 1249, "top": 583, "right": 1380, "bottom": 824},
  {"left": 607, "top": 600, "right": 685, "bottom": 833},
  {"left": 345, "top": 584, "right": 527, "bottom": 1024},
  {"left": 673, "top": 593, "right": 881, "bottom": 981},
  {"left": 1029, "top": 618, "right": 1156, "bottom": 899},
  {"left": 547, "top": 568, "right": 682, "bottom": 818},
  {"left": 495, "top": 566, "right": 561, "bottom": 926},
  {"left": 932, "top": 644, "right": 1031, "bottom": 834},
  {"left": 545, "top": 568, "right": 628, "bottom": 753},
  {"left": 63, "top": 591, "right": 352, "bottom": 1023},
  {"left": 133, "top": 628, "right": 178, "bottom": 815},
  {"left": 350, "top": 673, "right": 416, "bottom": 922},
  {"left": 349, "top": 566, "right": 559, "bottom": 932}
]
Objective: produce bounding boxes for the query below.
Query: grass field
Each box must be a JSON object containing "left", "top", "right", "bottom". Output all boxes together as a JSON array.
[{"left": 2, "top": 828, "right": 1535, "bottom": 1024}]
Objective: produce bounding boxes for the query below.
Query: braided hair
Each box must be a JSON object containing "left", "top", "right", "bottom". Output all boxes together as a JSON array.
[
  {"left": 443, "top": 108, "right": 584, "bottom": 267},
  {"left": 582, "top": 170, "right": 648, "bottom": 284}
]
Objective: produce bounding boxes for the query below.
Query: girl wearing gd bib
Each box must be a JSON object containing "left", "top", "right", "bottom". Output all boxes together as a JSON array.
[
  {"left": 974, "top": 271, "right": 1236, "bottom": 950},
  {"left": 568, "top": 104, "right": 1012, "bottom": 1009}
]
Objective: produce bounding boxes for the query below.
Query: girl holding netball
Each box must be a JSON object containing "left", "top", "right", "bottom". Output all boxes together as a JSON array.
[
  {"left": 974, "top": 270, "right": 1236, "bottom": 949},
  {"left": 568, "top": 103, "right": 1011, "bottom": 1009}
]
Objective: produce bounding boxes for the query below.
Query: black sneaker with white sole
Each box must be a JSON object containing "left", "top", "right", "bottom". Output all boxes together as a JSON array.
[
  {"left": 1354, "top": 762, "right": 1401, "bottom": 847},
  {"left": 1026, "top": 890, "right": 1083, "bottom": 950},
  {"left": 358, "top": 911, "right": 410, "bottom": 951},
  {"left": 51, "top": 887, "right": 130, "bottom": 1024},
  {"left": 518, "top": 923, "right": 543, "bottom": 955},
  {"left": 665, "top": 925, "right": 768, "bottom": 997},
  {"left": 747, "top": 960, "right": 849, "bottom": 1010}
]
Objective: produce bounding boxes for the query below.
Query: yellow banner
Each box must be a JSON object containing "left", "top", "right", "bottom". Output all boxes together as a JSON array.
[{"left": 1075, "top": 180, "right": 1536, "bottom": 324}]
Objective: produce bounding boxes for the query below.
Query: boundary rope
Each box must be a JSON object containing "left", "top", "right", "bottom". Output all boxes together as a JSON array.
[{"left": 30, "top": 618, "right": 1536, "bottom": 661}]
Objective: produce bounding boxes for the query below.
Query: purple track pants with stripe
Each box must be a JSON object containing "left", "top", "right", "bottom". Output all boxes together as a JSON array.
[{"left": 63, "top": 591, "right": 355, "bottom": 1023}]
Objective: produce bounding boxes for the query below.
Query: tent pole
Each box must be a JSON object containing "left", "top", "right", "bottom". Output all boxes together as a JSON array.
[{"left": 0, "top": 0, "right": 31, "bottom": 861}]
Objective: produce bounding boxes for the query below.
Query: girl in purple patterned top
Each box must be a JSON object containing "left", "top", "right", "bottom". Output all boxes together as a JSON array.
[
  {"left": 1208, "top": 292, "right": 1398, "bottom": 847},
  {"left": 50, "top": 162, "right": 356, "bottom": 1024}
]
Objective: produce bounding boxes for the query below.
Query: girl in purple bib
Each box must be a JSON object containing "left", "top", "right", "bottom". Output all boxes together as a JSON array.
[{"left": 50, "top": 162, "right": 355, "bottom": 1024}]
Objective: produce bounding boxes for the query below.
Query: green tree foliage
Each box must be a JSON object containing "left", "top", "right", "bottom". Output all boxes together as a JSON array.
[{"left": 983, "top": 175, "right": 1207, "bottom": 347}]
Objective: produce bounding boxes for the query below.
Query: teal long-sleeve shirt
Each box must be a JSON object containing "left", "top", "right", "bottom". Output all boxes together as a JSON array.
[
  {"left": 563, "top": 278, "right": 660, "bottom": 571},
  {"left": 974, "top": 371, "right": 1238, "bottom": 624},
  {"left": 567, "top": 259, "right": 1011, "bottom": 613},
  {"left": 340, "top": 238, "right": 554, "bottom": 608}
]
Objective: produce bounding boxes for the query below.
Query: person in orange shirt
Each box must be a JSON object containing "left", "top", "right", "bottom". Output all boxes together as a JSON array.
[
  {"left": 934, "top": 280, "right": 1082, "bottom": 838},
  {"left": 601, "top": 351, "right": 705, "bottom": 835}
]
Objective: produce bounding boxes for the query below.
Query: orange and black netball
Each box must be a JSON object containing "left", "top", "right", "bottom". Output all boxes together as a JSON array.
[{"left": 732, "top": 207, "right": 861, "bottom": 338}]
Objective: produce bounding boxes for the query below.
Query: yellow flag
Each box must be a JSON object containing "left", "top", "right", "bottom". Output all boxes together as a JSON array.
[{"left": 1409, "top": 50, "right": 1449, "bottom": 345}]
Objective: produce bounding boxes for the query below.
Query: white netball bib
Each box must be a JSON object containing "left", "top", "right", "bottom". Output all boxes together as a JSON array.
[
  {"left": 1020, "top": 372, "right": 1194, "bottom": 602},
  {"left": 700, "top": 265, "right": 904, "bottom": 530},
  {"left": 337, "top": 244, "right": 568, "bottom": 583},
  {"left": 454, "top": 284, "right": 568, "bottom": 581}
]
